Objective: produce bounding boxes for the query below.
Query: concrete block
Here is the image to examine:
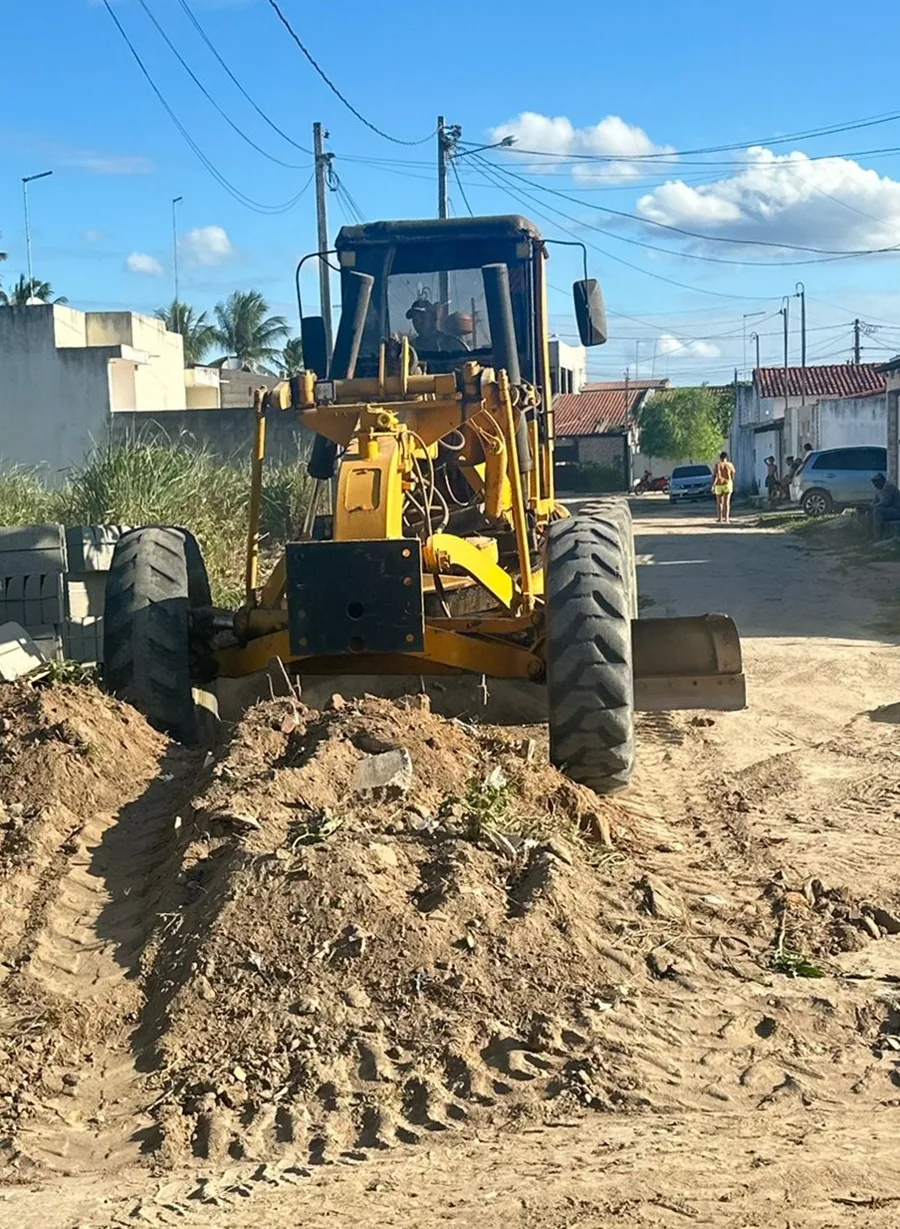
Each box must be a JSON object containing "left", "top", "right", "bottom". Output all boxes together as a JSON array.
[
  {"left": 62, "top": 617, "right": 104, "bottom": 665},
  {"left": 352, "top": 748, "right": 413, "bottom": 794},
  {"left": 65, "top": 525, "right": 130, "bottom": 573},
  {"left": 0, "top": 622, "right": 47, "bottom": 681},
  {"left": 66, "top": 574, "right": 108, "bottom": 621},
  {"left": 0, "top": 524, "right": 67, "bottom": 557}
]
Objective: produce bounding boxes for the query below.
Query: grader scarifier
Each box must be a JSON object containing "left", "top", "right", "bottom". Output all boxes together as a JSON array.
[{"left": 103, "top": 215, "right": 745, "bottom": 793}]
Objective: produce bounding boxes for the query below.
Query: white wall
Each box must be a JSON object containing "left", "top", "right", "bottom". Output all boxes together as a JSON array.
[
  {"left": 816, "top": 396, "right": 886, "bottom": 450},
  {"left": 0, "top": 306, "right": 112, "bottom": 481},
  {"left": 86, "top": 312, "right": 186, "bottom": 410},
  {"left": 549, "top": 339, "right": 587, "bottom": 394}
]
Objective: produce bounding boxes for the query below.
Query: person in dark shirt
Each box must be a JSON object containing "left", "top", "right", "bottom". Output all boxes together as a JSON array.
[{"left": 872, "top": 473, "right": 900, "bottom": 538}]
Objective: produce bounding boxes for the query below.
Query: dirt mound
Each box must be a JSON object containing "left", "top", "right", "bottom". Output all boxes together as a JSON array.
[
  {"left": 0, "top": 682, "right": 196, "bottom": 1174},
  {"left": 139, "top": 696, "right": 650, "bottom": 1166}
]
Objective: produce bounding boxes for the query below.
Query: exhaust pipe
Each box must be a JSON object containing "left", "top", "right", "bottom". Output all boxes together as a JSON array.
[{"left": 482, "top": 263, "right": 533, "bottom": 474}]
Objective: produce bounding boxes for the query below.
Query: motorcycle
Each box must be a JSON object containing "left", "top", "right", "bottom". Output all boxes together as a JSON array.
[{"left": 633, "top": 471, "right": 670, "bottom": 495}]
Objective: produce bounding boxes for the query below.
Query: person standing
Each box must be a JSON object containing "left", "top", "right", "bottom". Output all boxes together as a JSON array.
[
  {"left": 764, "top": 455, "right": 779, "bottom": 508},
  {"left": 712, "top": 451, "right": 736, "bottom": 524}
]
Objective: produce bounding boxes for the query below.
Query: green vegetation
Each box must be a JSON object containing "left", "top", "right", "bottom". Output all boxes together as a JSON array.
[
  {"left": 638, "top": 386, "right": 727, "bottom": 462},
  {"left": 0, "top": 275, "right": 67, "bottom": 306},
  {"left": 155, "top": 300, "right": 217, "bottom": 366},
  {"left": 278, "top": 337, "right": 304, "bottom": 376},
  {"left": 211, "top": 290, "right": 289, "bottom": 370},
  {"left": 0, "top": 440, "right": 313, "bottom": 606}
]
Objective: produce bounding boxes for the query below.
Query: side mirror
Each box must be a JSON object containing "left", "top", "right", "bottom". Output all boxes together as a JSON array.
[
  {"left": 301, "top": 315, "right": 329, "bottom": 377},
  {"left": 573, "top": 279, "right": 607, "bottom": 347}
]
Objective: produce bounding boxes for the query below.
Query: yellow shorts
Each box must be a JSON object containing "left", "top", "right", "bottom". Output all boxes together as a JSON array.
[{"left": 713, "top": 482, "right": 733, "bottom": 496}]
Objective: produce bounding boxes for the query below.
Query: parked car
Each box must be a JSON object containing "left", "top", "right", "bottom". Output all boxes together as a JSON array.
[
  {"left": 669, "top": 464, "right": 714, "bottom": 504},
  {"left": 790, "top": 445, "right": 887, "bottom": 516}
]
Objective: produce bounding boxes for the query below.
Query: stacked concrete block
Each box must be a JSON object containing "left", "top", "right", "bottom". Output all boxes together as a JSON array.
[
  {"left": 0, "top": 525, "right": 68, "bottom": 661},
  {"left": 63, "top": 525, "right": 129, "bottom": 664},
  {"left": 0, "top": 524, "right": 129, "bottom": 667}
]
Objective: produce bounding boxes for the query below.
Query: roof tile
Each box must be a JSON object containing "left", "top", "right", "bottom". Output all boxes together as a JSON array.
[
  {"left": 754, "top": 364, "right": 885, "bottom": 399},
  {"left": 555, "top": 379, "right": 668, "bottom": 436}
]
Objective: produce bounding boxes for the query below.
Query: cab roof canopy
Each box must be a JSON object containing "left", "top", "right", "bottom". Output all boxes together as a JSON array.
[{"left": 335, "top": 215, "right": 543, "bottom": 248}]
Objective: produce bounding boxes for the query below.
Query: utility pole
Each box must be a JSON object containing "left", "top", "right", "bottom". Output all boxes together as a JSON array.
[
  {"left": 313, "top": 122, "right": 334, "bottom": 355},
  {"left": 437, "top": 117, "right": 461, "bottom": 306},
  {"left": 853, "top": 318, "right": 862, "bottom": 365},
  {"left": 437, "top": 116, "right": 449, "bottom": 220},
  {"left": 795, "top": 281, "right": 806, "bottom": 409},
  {"left": 22, "top": 170, "right": 53, "bottom": 293},
  {"left": 781, "top": 297, "right": 790, "bottom": 419},
  {"left": 172, "top": 196, "right": 182, "bottom": 304},
  {"left": 750, "top": 331, "right": 761, "bottom": 372}
]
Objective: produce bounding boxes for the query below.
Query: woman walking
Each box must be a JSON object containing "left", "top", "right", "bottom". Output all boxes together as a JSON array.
[{"left": 712, "top": 451, "right": 736, "bottom": 524}]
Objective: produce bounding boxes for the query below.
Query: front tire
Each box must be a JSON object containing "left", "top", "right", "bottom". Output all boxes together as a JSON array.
[
  {"left": 801, "top": 488, "right": 833, "bottom": 517},
  {"left": 545, "top": 515, "right": 635, "bottom": 794},
  {"left": 103, "top": 526, "right": 218, "bottom": 744}
]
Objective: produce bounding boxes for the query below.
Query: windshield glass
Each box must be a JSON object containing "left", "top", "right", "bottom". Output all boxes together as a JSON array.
[
  {"left": 672, "top": 465, "right": 712, "bottom": 478},
  {"left": 388, "top": 269, "right": 491, "bottom": 355}
]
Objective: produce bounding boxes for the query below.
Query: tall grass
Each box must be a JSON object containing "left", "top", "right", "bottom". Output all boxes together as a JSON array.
[
  {"left": 0, "top": 466, "right": 57, "bottom": 526},
  {"left": 0, "top": 441, "right": 313, "bottom": 606}
]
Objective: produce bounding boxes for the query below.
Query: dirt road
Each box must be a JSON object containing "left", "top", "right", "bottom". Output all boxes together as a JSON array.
[{"left": 6, "top": 501, "right": 900, "bottom": 1229}]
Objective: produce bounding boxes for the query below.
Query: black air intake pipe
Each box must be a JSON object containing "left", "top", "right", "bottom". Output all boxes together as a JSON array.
[{"left": 481, "top": 263, "right": 533, "bottom": 474}]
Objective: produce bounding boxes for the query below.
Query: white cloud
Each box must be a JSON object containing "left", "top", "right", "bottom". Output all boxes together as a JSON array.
[
  {"left": 68, "top": 151, "right": 153, "bottom": 175},
  {"left": 488, "top": 112, "right": 674, "bottom": 182},
  {"left": 126, "top": 252, "right": 164, "bottom": 276},
  {"left": 181, "top": 225, "right": 235, "bottom": 267},
  {"left": 637, "top": 146, "right": 900, "bottom": 254},
  {"left": 657, "top": 334, "right": 721, "bottom": 359},
  {"left": 82, "top": 229, "right": 105, "bottom": 245}
]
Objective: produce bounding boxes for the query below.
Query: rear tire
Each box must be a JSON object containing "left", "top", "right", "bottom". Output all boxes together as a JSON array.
[
  {"left": 801, "top": 488, "right": 833, "bottom": 517},
  {"left": 103, "top": 526, "right": 218, "bottom": 744},
  {"left": 545, "top": 515, "right": 635, "bottom": 794}
]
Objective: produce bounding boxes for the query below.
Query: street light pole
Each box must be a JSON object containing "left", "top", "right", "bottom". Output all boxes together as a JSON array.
[
  {"left": 172, "top": 196, "right": 183, "bottom": 304},
  {"left": 22, "top": 171, "right": 53, "bottom": 292},
  {"left": 795, "top": 281, "right": 806, "bottom": 409},
  {"left": 781, "top": 296, "right": 791, "bottom": 420},
  {"left": 742, "top": 311, "right": 765, "bottom": 375}
]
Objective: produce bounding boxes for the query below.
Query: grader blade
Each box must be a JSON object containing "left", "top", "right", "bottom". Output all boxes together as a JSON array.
[{"left": 632, "top": 614, "right": 746, "bottom": 712}]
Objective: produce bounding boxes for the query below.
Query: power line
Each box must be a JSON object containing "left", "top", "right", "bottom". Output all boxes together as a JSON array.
[
  {"left": 134, "top": 0, "right": 309, "bottom": 169},
  {"left": 478, "top": 155, "right": 900, "bottom": 259},
  {"left": 450, "top": 157, "right": 475, "bottom": 216},
  {"left": 102, "top": 0, "right": 314, "bottom": 213},
  {"left": 264, "top": 0, "right": 434, "bottom": 146},
  {"left": 480, "top": 106, "right": 900, "bottom": 164},
  {"left": 470, "top": 154, "right": 845, "bottom": 277},
  {"left": 468, "top": 153, "right": 778, "bottom": 302},
  {"left": 174, "top": 0, "right": 312, "bottom": 155}
]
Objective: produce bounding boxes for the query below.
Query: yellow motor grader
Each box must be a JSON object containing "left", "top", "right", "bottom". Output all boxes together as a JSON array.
[{"left": 103, "top": 215, "right": 744, "bottom": 793}]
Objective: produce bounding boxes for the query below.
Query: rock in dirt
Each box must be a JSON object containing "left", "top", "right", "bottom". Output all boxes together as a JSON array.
[
  {"left": 870, "top": 907, "right": 900, "bottom": 936},
  {"left": 640, "top": 873, "right": 684, "bottom": 921},
  {"left": 0, "top": 623, "right": 47, "bottom": 682},
  {"left": 352, "top": 747, "right": 414, "bottom": 793}
]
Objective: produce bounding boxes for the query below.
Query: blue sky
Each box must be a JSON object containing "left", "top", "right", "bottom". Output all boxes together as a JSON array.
[{"left": 4, "top": 0, "right": 900, "bottom": 381}]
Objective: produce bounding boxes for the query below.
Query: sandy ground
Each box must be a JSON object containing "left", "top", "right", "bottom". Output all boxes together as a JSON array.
[{"left": 6, "top": 498, "right": 900, "bottom": 1229}]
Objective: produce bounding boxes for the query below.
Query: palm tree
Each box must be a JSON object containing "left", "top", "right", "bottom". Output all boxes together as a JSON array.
[
  {"left": 0, "top": 275, "right": 67, "bottom": 306},
  {"left": 212, "top": 290, "right": 288, "bottom": 371},
  {"left": 279, "top": 337, "right": 304, "bottom": 376},
  {"left": 155, "top": 299, "right": 217, "bottom": 367}
]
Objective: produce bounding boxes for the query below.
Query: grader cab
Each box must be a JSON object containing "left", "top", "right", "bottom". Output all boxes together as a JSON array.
[{"left": 103, "top": 215, "right": 745, "bottom": 794}]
